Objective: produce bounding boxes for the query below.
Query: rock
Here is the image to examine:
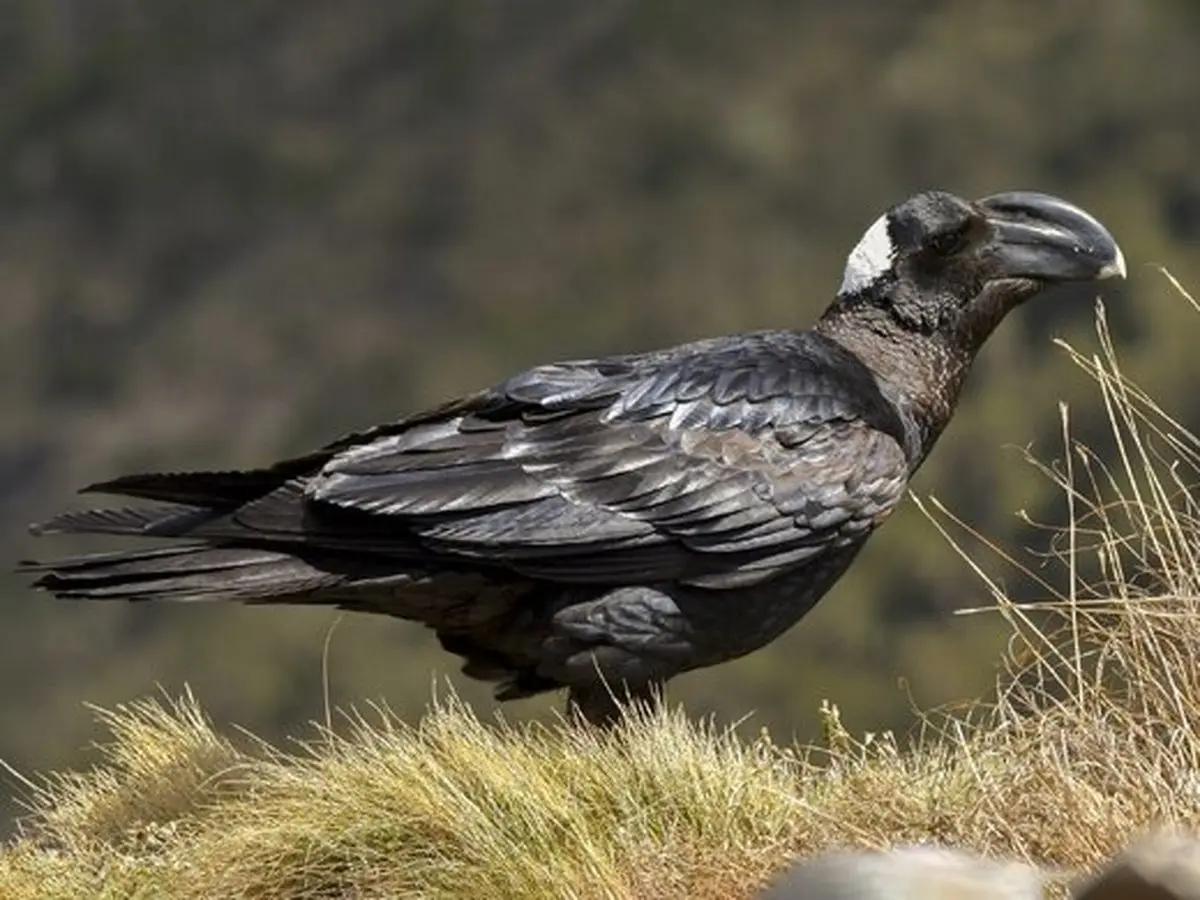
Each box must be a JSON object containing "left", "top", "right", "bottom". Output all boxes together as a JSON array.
[
  {"left": 756, "top": 830, "right": 1200, "bottom": 899},
  {"left": 1071, "top": 831, "right": 1200, "bottom": 900},
  {"left": 756, "top": 845, "right": 1048, "bottom": 899}
]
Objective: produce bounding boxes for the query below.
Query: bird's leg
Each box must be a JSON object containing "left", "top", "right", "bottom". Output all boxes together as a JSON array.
[{"left": 565, "top": 680, "right": 664, "bottom": 728}]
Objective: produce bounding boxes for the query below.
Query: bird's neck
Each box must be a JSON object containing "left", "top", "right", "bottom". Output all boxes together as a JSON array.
[{"left": 814, "top": 310, "right": 977, "bottom": 468}]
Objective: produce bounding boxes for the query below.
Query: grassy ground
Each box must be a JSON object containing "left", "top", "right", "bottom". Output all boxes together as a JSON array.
[{"left": 3, "top": 276, "right": 1199, "bottom": 899}]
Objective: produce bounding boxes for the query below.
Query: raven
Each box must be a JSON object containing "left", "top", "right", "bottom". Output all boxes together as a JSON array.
[{"left": 21, "top": 190, "right": 1125, "bottom": 725}]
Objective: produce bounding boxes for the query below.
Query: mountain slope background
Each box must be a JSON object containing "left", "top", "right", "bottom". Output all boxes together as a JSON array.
[{"left": 2, "top": 0, "right": 1199, "bottom": 829}]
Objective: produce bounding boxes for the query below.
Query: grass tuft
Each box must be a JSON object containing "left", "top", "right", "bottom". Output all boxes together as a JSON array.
[{"left": 3, "top": 273, "right": 1200, "bottom": 899}]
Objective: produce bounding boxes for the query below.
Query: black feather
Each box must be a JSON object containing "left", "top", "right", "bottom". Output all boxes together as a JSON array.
[{"left": 30, "top": 504, "right": 218, "bottom": 537}]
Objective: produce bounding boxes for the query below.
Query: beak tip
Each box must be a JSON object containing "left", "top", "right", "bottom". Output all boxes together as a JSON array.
[{"left": 1097, "top": 244, "right": 1127, "bottom": 281}]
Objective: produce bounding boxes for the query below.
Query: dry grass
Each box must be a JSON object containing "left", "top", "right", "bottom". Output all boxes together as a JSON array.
[{"left": 3, "top": 273, "right": 1200, "bottom": 900}]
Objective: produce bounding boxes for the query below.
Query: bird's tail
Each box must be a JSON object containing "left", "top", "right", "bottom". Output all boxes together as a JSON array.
[{"left": 18, "top": 544, "right": 338, "bottom": 603}]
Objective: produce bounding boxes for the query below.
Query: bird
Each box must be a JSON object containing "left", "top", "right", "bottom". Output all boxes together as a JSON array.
[{"left": 20, "top": 189, "right": 1126, "bottom": 726}]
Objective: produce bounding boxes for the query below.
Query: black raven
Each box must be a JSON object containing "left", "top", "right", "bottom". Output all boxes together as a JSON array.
[{"left": 21, "top": 190, "right": 1125, "bottom": 725}]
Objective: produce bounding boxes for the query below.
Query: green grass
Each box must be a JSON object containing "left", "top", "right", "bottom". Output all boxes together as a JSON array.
[{"left": 4, "top": 275, "right": 1200, "bottom": 899}]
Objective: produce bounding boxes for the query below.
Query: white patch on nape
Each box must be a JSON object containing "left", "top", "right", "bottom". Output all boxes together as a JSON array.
[{"left": 838, "top": 213, "right": 896, "bottom": 296}]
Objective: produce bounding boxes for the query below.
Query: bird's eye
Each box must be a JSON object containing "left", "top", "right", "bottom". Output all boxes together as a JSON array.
[{"left": 928, "top": 226, "right": 969, "bottom": 257}]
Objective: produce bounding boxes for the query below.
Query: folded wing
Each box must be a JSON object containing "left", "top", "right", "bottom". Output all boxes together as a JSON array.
[{"left": 301, "top": 330, "right": 913, "bottom": 589}]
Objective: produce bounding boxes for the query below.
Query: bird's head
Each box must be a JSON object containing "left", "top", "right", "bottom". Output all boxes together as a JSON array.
[{"left": 827, "top": 189, "right": 1125, "bottom": 347}]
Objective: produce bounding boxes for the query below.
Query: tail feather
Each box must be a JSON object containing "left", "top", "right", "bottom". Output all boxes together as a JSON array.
[
  {"left": 30, "top": 504, "right": 223, "bottom": 538},
  {"left": 19, "top": 544, "right": 341, "bottom": 603},
  {"left": 82, "top": 468, "right": 301, "bottom": 508}
]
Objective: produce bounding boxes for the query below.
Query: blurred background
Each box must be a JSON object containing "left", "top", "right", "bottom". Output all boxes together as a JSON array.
[{"left": 2, "top": 0, "right": 1199, "bottom": 829}]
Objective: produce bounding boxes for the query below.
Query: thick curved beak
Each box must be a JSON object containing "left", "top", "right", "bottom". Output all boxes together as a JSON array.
[{"left": 976, "top": 191, "right": 1126, "bottom": 283}]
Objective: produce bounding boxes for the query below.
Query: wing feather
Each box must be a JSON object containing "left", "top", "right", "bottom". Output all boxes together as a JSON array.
[{"left": 301, "top": 330, "right": 910, "bottom": 587}]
